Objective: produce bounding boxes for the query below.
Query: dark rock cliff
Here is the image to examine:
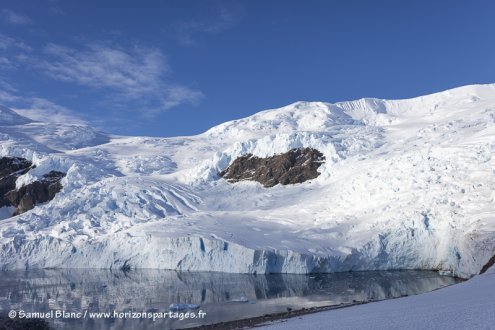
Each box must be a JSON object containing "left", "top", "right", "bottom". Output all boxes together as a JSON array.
[
  {"left": 220, "top": 147, "right": 325, "bottom": 187},
  {"left": 6, "top": 171, "right": 65, "bottom": 215},
  {"left": 0, "top": 157, "right": 34, "bottom": 208},
  {"left": 0, "top": 156, "right": 65, "bottom": 217}
]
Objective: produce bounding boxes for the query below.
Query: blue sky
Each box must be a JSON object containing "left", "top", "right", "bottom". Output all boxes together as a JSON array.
[{"left": 0, "top": 0, "right": 494, "bottom": 137}]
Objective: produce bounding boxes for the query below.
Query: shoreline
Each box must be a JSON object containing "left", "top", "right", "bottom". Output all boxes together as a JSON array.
[
  {"left": 186, "top": 300, "right": 372, "bottom": 330},
  {"left": 0, "top": 270, "right": 465, "bottom": 330},
  {"left": 0, "top": 284, "right": 463, "bottom": 330},
  {"left": 186, "top": 280, "right": 465, "bottom": 330}
]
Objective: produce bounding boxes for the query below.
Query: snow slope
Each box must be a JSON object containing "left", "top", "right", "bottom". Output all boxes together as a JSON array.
[
  {"left": 0, "top": 105, "right": 108, "bottom": 153},
  {"left": 258, "top": 267, "right": 495, "bottom": 330},
  {"left": 1, "top": 84, "right": 495, "bottom": 277}
]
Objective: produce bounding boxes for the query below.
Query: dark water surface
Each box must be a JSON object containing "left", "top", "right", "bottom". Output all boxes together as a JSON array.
[{"left": 0, "top": 269, "right": 461, "bottom": 329}]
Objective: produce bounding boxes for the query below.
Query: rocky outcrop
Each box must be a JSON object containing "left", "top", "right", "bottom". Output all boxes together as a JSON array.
[
  {"left": 0, "top": 157, "right": 34, "bottom": 208},
  {"left": 220, "top": 147, "right": 325, "bottom": 187},
  {"left": 479, "top": 254, "right": 495, "bottom": 274},
  {"left": 0, "top": 157, "right": 65, "bottom": 216},
  {"left": 6, "top": 171, "right": 65, "bottom": 215}
]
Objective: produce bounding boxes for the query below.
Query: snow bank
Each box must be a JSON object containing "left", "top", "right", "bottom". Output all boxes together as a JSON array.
[{"left": 258, "top": 271, "right": 495, "bottom": 330}]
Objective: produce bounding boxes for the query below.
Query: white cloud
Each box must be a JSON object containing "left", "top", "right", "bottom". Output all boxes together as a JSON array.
[
  {"left": 0, "top": 82, "right": 86, "bottom": 125},
  {"left": 0, "top": 34, "right": 31, "bottom": 70},
  {"left": 0, "top": 84, "right": 87, "bottom": 125},
  {"left": 0, "top": 81, "right": 19, "bottom": 103},
  {"left": 48, "top": 7, "right": 65, "bottom": 16},
  {"left": 32, "top": 43, "right": 203, "bottom": 114},
  {"left": 163, "top": 85, "right": 204, "bottom": 110},
  {"left": 0, "top": 33, "right": 32, "bottom": 52},
  {"left": 2, "top": 9, "right": 31, "bottom": 25},
  {"left": 40, "top": 43, "right": 166, "bottom": 95},
  {"left": 13, "top": 98, "right": 87, "bottom": 125},
  {"left": 175, "top": 5, "right": 243, "bottom": 46},
  {"left": 0, "top": 56, "right": 12, "bottom": 68},
  {"left": 0, "top": 34, "right": 203, "bottom": 117},
  {"left": 0, "top": 89, "right": 18, "bottom": 103}
]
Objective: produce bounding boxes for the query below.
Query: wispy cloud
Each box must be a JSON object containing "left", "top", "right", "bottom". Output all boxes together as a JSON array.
[
  {"left": 0, "top": 82, "right": 86, "bottom": 125},
  {"left": 0, "top": 84, "right": 19, "bottom": 103},
  {"left": 2, "top": 9, "right": 32, "bottom": 25},
  {"left": 31, "top": 42, "right": 203, "bottom": 114},
  {"left": 13, "top": 97, "right": 87, "bottom": 125},
  {"left": 40, "top": 43, "right": 168, "bottom": 96},
  {"left": 0, "top": 34, "right": 33, "bottom": 71},
  {"left": 175, "top": 4, "right": 243, "bottom": 46},
  {"left": 0, "top": 32, "right": 203, "bottom": 118},
  {"left": 163, "top": 85, "right": 204, "bottom": 110},
  {"left": 0, "top": 33, "right": 32, "bottom": 52},
  {"left": 0, "top": 56, "right": 12, "bottom": 69},
  {"left": 48, "top": 7, "right": 65, "bottom": 16},
  {"left": 0, "top": 90, "right": 17, "bottom": 103}
]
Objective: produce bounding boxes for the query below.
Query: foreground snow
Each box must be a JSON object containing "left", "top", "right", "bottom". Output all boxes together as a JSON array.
[
  {"left": 0, "top": 84, "right": 494, "bottom": 276},
  {"left": 259, "top": 269, "right": 495, "bottom": 330}
]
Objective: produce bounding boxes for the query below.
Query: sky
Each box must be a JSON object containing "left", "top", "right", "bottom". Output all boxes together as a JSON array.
[{"left": 0, "top": 0, "right": 494, "bottom": 137}]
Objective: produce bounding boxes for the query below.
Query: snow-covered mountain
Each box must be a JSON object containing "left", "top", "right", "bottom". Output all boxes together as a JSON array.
[{"left": 1, "top": 84, "right": 494, "bottom": 278}]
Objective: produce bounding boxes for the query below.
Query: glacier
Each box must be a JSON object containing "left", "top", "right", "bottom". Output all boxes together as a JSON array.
[{"left": 1, "top": 84, "right": 495, "bottom": 278}]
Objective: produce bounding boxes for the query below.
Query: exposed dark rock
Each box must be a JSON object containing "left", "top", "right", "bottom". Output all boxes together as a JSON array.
[
  {"left": 0, "top": 157, "right": 33, "bottom": 178},
  {"left": 0, "top": 175, "right": 19, "bottom": 208},
  {"left": 6, "top": 171, "right": 65, "bottom": 216},
  {"left": 220, "top": 147, "right": 325, "bottom": 187},
  {"left": 479, "top": 254, "right": 495, "bottom": 274},
  {"left": 0, "top": 157, "right": 33, "bottom": 208},
  {"left": 0, "top": 156, "right": 65, "bottom": 217}
]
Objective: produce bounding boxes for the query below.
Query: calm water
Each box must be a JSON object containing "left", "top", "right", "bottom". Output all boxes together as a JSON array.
[{"left": 0, "top": 269, "right": 461, "bottom": 329}]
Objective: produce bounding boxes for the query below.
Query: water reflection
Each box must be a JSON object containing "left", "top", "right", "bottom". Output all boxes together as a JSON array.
[{"left": 0, "top": 269, "right": 461, "bottom": 329}]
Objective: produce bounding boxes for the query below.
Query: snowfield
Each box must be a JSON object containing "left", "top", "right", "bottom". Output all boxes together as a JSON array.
[
  {"left": 0, "top": 84, "right": 494, "bottom": 277},
  {"left": 258, "top": 267, "right": 495, "bottom": 330}
]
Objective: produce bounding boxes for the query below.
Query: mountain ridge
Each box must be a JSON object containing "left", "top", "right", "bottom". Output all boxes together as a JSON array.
[{"left": 0, "top": 83, "right": 494, "bottom": 278}]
